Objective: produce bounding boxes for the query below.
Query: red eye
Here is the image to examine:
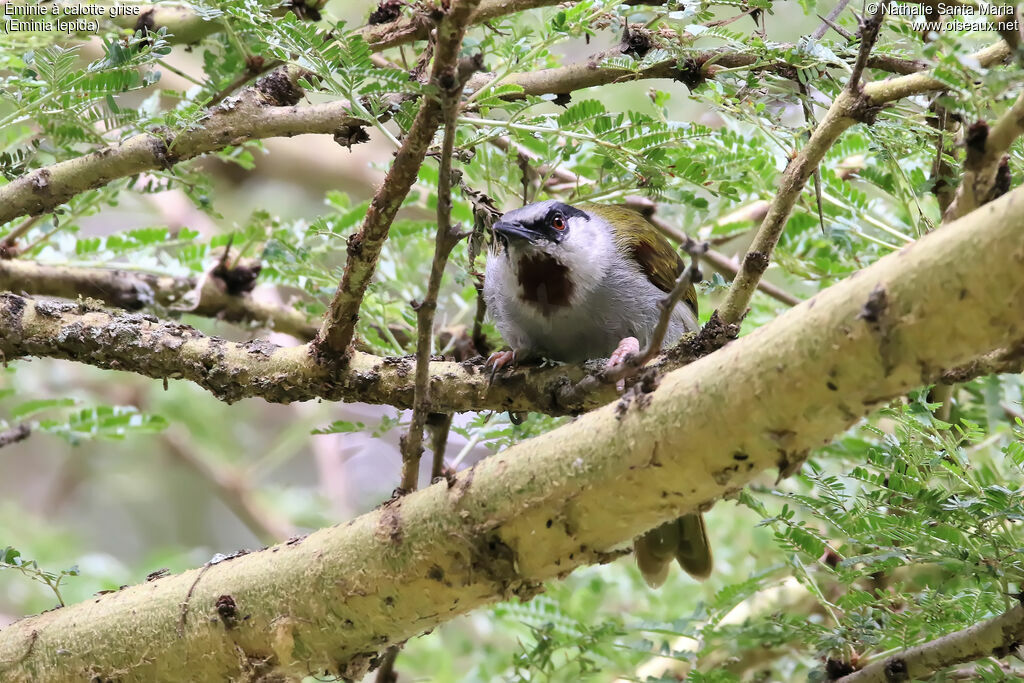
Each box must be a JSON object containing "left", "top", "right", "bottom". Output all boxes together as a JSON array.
[{"left": 552, "top": 214, "right": 566, "bottom": 230}]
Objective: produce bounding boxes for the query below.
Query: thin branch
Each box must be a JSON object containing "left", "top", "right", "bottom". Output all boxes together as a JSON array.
[
  {"left": 633, "top": 247, "right": 706, "bottom": 369},
  {"left": 0, "top": 294, "right": 619, "bottom": 415},
  {"left": 3, "top": 176, "right": 1024, "bottom": 681},
  {"left": 812, "top": 0, "right": 854, "bottom": 40},
  {"left": 623, "top": 197, "right": 801, "bottom": 306},
  {"left": 928, "top": 102, "right": 959, "bottom": 216},
  {"left": 0, "top": 215, "right": 42, "bottom": 254},
  {"left": 163, "top": 432, "right": 296, "bottom": 545},
  {"left": 358, "top": 0, "right": 661, "bottom": 50},
  {"left": 374, "top": 646, "right": 400, "bottom": 683},
  {"left": 399, "top": 53, "right": 480, "bottom": 492},
  {"left": 0, "top": 41, "right": 935, "bottom": 229},
  {"left": 206, "top": 58, "right": 284, "bottom": 109},
  {"left": 486, "top": 134, "right": 579, "bottom": 188},
  {"left": 0, "top": 259, "right": 317, "bottom": 340},
  {"left": 428, "top": 413, "right": 455, "bottom": 481},
  {"left": 847, "top": 1, "right": 889, "bottom": 92},
  {"left": 0, "top": 424, "right": 31, "bottom": 449},
  {"left": 837, "top": 605, "right": 1024, "bottom": 683},
  {"left": 943, "top": 91, "right": 1024, "bottom": 221},
  {"left": 0, "top": 68, "right": 368, "bottom": 227},
  {"left": 314, "top": 0, "right": 484, "bottom": 359},
  {"left": 715, "top": 36, "right": 1010, "bottom": 329}
]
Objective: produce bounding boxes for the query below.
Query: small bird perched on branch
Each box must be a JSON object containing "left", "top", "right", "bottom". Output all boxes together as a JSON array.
[{"left": 482, "top": 200, "right": 713, "bottom": 587}]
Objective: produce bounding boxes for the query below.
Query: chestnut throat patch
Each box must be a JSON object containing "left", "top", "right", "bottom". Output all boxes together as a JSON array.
[{"left": 515, "top": 253, "right": 574, "bottom": 313}]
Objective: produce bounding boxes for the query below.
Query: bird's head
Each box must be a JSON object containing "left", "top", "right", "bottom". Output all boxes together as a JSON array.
[{"left": 491, "top": 200, "right": 611, "bottom": 276}]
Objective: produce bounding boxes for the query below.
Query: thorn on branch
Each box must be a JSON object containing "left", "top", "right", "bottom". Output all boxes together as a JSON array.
[{"left": 816, "top": 12, "right": 854, "bottom": 40}]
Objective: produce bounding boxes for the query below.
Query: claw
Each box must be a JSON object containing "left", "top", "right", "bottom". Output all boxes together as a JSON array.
[
  {"left": 486, "top": 350, "right": 516, "bottom": 386},
  {"left": 606, "top": 336, "right": 640, "bottom": 392}
]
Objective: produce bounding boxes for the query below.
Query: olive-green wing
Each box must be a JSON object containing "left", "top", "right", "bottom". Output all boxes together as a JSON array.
[{"left": 582, "top": 203, "right": 697, "bottom": 316}]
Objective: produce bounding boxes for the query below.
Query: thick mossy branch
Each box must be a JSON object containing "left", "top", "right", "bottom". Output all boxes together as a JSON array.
[
  {"left": 2, "top": 178, "right": 1024, "bottom": 682},
  {"left": 0, "top": 260, "right": 317, "bottom": 340},
  {"left": 837, "top": 605, "right": 1024, "bottom": 683},
  {"left": 0, "top": 295, "right": 612, "bottom": 413},
  {"left": 716, "top": 38, "right": 1011, "bottom": 328},
  {"left": 0, "top": 69, "right": 367, "bottom": 227}
]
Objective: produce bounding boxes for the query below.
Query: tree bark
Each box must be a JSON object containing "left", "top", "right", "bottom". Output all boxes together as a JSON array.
[{"left": 1, "top": 173, "right": 1023, "bottom": 682}]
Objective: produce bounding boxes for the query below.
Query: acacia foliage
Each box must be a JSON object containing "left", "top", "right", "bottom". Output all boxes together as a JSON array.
[{"left": 1, "top": 0, "right": 1024, "bottom": 680}]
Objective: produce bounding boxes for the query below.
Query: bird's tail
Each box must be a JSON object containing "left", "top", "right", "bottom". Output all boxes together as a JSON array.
[{"left": 634, "top": 513, "right": 714, "bottom": 588}]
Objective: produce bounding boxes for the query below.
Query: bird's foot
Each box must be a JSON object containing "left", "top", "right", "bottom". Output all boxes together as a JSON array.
[
  {"left": 486, "top": 349, "right": 516, "bottom": 386},
  {"left": 606, "top": 336, "right": 640, "bottom": 392}
]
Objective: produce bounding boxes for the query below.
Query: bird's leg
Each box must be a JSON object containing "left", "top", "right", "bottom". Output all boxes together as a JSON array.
[
  {"left": 485, "top": 349, "right": 517, "bottom": 386},
  {"left": 607, "top": 336, "right": 640, "bottom": 392}
]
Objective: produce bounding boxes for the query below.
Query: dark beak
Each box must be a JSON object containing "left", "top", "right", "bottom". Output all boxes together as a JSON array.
[{"left": 493, "top": 220, "right": 539, "bottom": 244}]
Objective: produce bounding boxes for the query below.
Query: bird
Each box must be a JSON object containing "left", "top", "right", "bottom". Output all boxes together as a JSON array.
[{"left": 482, "top": 199, "right": 713, "bottom": 587}]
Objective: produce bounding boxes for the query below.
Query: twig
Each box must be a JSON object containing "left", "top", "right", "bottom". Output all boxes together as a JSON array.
[
  {"left": 207, "top": 58, "right": 283, "bottom": 108},
  {"left": 848, "top": 1, "right": 889, "bottom": 92},
  {"left": 358, "top": 0, "right": 644, "bottom": 50},
  {"left": 817, "top": 13, "right": 855, "bottom": 40},
  {"left": 715, "top": 16, "right": 1008, "bottom": 331},
  {"left": 486, "top": 134, "right": 580, "bottom": 188},
  {"left": 0, "top": 215, "right": 41, "bottom": 253},
  {"left": 428, "top": 412, "right": 455, "bottom": 481},
  {"left": 374, "top": 646, "right": 399, "bottom": 683},
  {"left": 471, "top": 275, "right": 489, "bottom": 355},
  {"left": 812, "top": 0, "right": 854, "bottom": 40},
  {"left": 314, "top": 0, "right": 484, "bottom": 359},
  {"left": 0, "top": 423, "right": 31, "bottom": 449},
  {"left": 399, "top": 51, "right": 480, "bottom": 491},
  {"left": 943, "top": 92, "right": 1024, "bottom": 221},
  {"left": 837, "top": 605, "right": 1024, "bottom": 683},
  {"left": 635, "top": 245, "right": 707, "bottom": 367},
  {"left": 928, "top": 102, "right": 959, "bottom": 216},
  {"left": 0, "top": 259, "right": 318, "bottom": 340},
  {"left": 163, "top": 432, "right": 295, "bottom": 545},
  {"left": 623, "top": 197, "right": 802, "bottom": 307},
  {"left": 925, "top": 102, "right": 959, "bottom": 419},
  {"left": 0, "top": 68, "right": 369, "bottom": 227},
  {"left": 558, "top": 245, "right": 706, "bottom": 403}
]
